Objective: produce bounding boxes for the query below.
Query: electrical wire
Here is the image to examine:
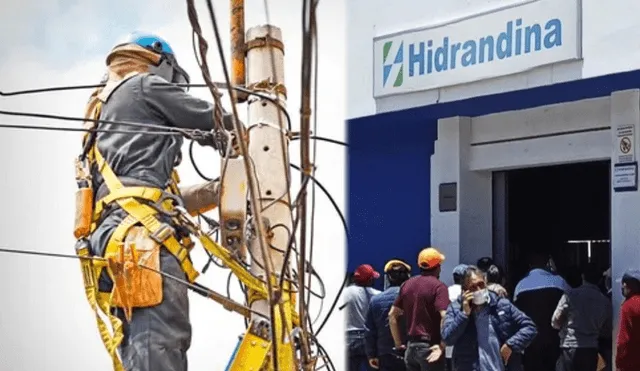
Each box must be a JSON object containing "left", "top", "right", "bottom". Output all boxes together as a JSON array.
[
  {"left": 0, "top": 122, "right": 181, "bottom": 136},
  {"left": 305, "top": 0, "right": 321, "bottom": 336},
  {"left": 188, "top": 139, "right": 220, "bottom": 181},
  {"left": 291, "top": 135, "right": 347, "bottom": 147},
  {"left": 0, "top": 109, "right": 199, "bottom": 138},
  {"left": 315, "top": 272, "right": 349, "bottom": 336},
  {"left": 289, "top": 163, "right": 347, "bottom": 235},
  {"left": 185, "top": 147, "right": 342, "bottom": 304},
  {"left": 0, "top": 246, "right": 266, "bottom": 319},
  {"left": 0, "top": 83, "right": 294, "bottom": 132}
]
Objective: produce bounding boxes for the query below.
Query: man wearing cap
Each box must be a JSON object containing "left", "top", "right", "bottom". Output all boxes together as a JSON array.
[
  {"left": 342, "top": 264, "right": 382, "bottom": 371},
  {"left": 615, "top": 269, "right": 640, "bottom": 371},
  {"left": 389, "top": 248, "right": 450, "bottom": 371},
  {"left": 448, "top": 264, "right": 468, "bottom": 303},
  {"left": 364, "top": 259, "right": 412, "bottom": 371}
]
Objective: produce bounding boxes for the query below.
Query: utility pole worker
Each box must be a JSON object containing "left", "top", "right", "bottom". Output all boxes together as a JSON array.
[{"left": 76, "top": 32, "right": 227, "bottom": 371}]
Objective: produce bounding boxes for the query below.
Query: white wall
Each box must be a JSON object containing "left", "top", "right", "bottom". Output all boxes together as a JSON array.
[
  {"left": 469, "top": 96, "right": 611, "bottom": 170},
  {"left": 346, "top": 0, "right": 640, "bottom": 118},
  {"left": 609, "top": 89, "right": 640, "bottom": 360},
  {"left": 430, "top": 117, "right": 493, "bottom": 286}
]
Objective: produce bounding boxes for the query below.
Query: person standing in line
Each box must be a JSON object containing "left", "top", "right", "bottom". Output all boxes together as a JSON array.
[
  {"left": 477, "top": 257, "right": 495, "bottom": 274},
  {"left": 364, "top": 259, "right": 412, "bottom": 371},
  {"left": 477, "top": 257, "right": 508, "bottom": 297},
  {"left": 598, "top": 267, "right": 613, "bottom": 371},
  {"left": 486, "top": 265, "right": 509, "bottom": 298},
  {"left": 446, "top": 264, "right": 468, "bottom": 371},
  {"left": 551, "top": 262, "right": 612, "bottom": 371},
  {"left": 388, "top": 247, "right": 450, "bottom": 371},
  {"left": 513, "top": 251, "right": 570, "bottom": 371},
  {"left": 341, "top": 264, "right": 382, "bottom": 371},
  {"left": 441, "top": 266, "right": 537, "bottom": 371},
  {"left": 615, "top": 269, "right": 640, "bottom": 371},
  {"left": 448, "top": 264, "right": 468, "bottom": 302}
]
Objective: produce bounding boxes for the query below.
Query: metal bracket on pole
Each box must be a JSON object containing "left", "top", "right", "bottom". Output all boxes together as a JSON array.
[
  {"left": 225, "top": 320, "right": 272, "bottom": 371},
  {"left": 219, "top": 156, "right": 249, "bottom": 263}
]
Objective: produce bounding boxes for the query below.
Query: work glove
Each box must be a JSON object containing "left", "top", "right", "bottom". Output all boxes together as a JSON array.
[{"left": 193, "top": 130, "right": 220, "bottom": 149}]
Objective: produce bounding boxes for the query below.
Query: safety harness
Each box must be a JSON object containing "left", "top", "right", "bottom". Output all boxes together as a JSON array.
[
  {"left": 73, "top": 72, "right": 201, "bottom": 370},
  {"left": 74, "top": 72, "right": 299, "bottom": 371}
]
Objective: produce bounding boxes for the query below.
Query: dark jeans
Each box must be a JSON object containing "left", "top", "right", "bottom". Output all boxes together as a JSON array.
[
  {"left": 405, "top": 341, "right": 445, "bottom": 371},
  {"left": 445, "top": 357, "right": 453, "bottom": 371},
  {"left": 598, "top": 337, "right": 612, "bottom": 371},
  {"left": 347, "top": 330, "right": 372, "bottom": 371},
  {"left": 556, "top": 348, "right": 599, "bottom": 371},
  {"left": 379, "top": 353, "right": 406, "bottom": 371},
  {"left": 524, "top": 343, "right": 560, "bottom": 371}
]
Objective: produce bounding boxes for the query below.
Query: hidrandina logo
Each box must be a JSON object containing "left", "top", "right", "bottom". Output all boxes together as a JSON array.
[
  {"left": 379, "top": 17, "right": 564, "bottom": 91},
  {"left": 382, "top": 41, "right": 404, "bottom": 88}
]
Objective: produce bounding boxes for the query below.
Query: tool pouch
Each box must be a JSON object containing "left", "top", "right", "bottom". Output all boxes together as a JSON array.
[
  {"left": 109, "top": 226, "right": 163, "bottom": 318},
  {"left": 74, "top": 187, "right": 94, "bottom": 239}
]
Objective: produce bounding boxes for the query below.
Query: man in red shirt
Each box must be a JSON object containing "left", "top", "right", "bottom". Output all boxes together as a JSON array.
[
  {"left": 616, "top": 269, "right": 640, "bottom": 371},
  {"left": 388, "top": 247, "right": 450, "bottom": 371}
]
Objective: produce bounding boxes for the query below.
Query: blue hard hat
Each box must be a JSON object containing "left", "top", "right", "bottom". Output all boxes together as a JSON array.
[
  {"left": 114, "top": 31, "right": 190, "bottom": 88},
  {"left": 124, "top": 31, "right": 175, "bottom": 55}
]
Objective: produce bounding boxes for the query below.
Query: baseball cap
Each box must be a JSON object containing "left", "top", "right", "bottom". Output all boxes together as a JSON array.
[
  {"left": 418, "top": 247, "right": 445, "bottom": 269},
  {"left": 353, "top": 264, "right": 380, "bottom": 283},
  {"left": 452, "top": 264, "right": 468, "bottom": 279},
  {"left": 621, "top": 269, "right": 640, "bottom": 284},
  {"left": 384, "top": 259, "right": 411, "bottom": 273}
]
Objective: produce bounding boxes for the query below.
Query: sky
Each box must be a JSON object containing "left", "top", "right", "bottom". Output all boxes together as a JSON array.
[{"left": 0, "top": 0, "right": 346, "bottom": 370}]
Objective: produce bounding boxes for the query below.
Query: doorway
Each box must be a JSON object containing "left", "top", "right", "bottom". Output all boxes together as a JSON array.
[{"left": 492, "top": 161, "right": 611, "bottom": 294}]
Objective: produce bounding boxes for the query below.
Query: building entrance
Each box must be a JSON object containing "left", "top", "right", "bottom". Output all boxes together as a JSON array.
[{"left": 493, "top": 161, "right": 611, "bottom": 294}]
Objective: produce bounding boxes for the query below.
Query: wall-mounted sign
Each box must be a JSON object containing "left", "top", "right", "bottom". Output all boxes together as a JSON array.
[
  {"left": 372, "top": 0, "right": 582, "bottom": 98},
  {"left": 613, "top": 162, "right": 638, "bottom": 192},
  {"left": 616, "top": 124, "right": 635, "bottom": 164}
]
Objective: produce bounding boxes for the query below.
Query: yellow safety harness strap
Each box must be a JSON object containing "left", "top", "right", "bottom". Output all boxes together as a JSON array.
[
  {"left": 93, "top": 187, "right": 165, "bottom": 220},
  {"left": 76, "top": 243, "right": 125, "bottom": 371},
  {"left": 92, "top": 142, "right": 200, "bottom": 283},
  {"left": 194, "top": 234, "right": 300, "bottom": 325}
]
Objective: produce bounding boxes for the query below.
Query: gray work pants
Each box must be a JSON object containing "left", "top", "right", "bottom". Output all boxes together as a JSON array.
[{"left": 113, "top": 248, "right": 191, "bottom": 371}]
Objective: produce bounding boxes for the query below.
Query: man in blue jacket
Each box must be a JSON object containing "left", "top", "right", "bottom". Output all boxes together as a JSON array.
[
  {"left": 364, "top": 259, "right": 412, "bottom": 370},
  {"left": 442, "top": 266, "right": 537, "bottom": 371}
]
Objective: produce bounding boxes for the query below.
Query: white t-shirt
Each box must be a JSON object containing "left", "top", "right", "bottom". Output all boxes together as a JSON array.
[
  {"left": 341, "top": 285, "right": 381, "bottom": 331},
  {"left": 446, "top": 284, "right": 462, "bottom": 358},
  {"left": 448, "top": 284, "right": 462, "bottom": 302}
]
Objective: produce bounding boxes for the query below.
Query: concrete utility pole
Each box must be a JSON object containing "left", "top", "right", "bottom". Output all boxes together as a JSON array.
[
  {"left": 223, "top": 2, "right": 310, "bottom": 369},
  {"left": 245, "top": 24, "right": 295, "bottom": 370},
  {"left": 241, "top": 25, "right": 295, "bottom": 371}
]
